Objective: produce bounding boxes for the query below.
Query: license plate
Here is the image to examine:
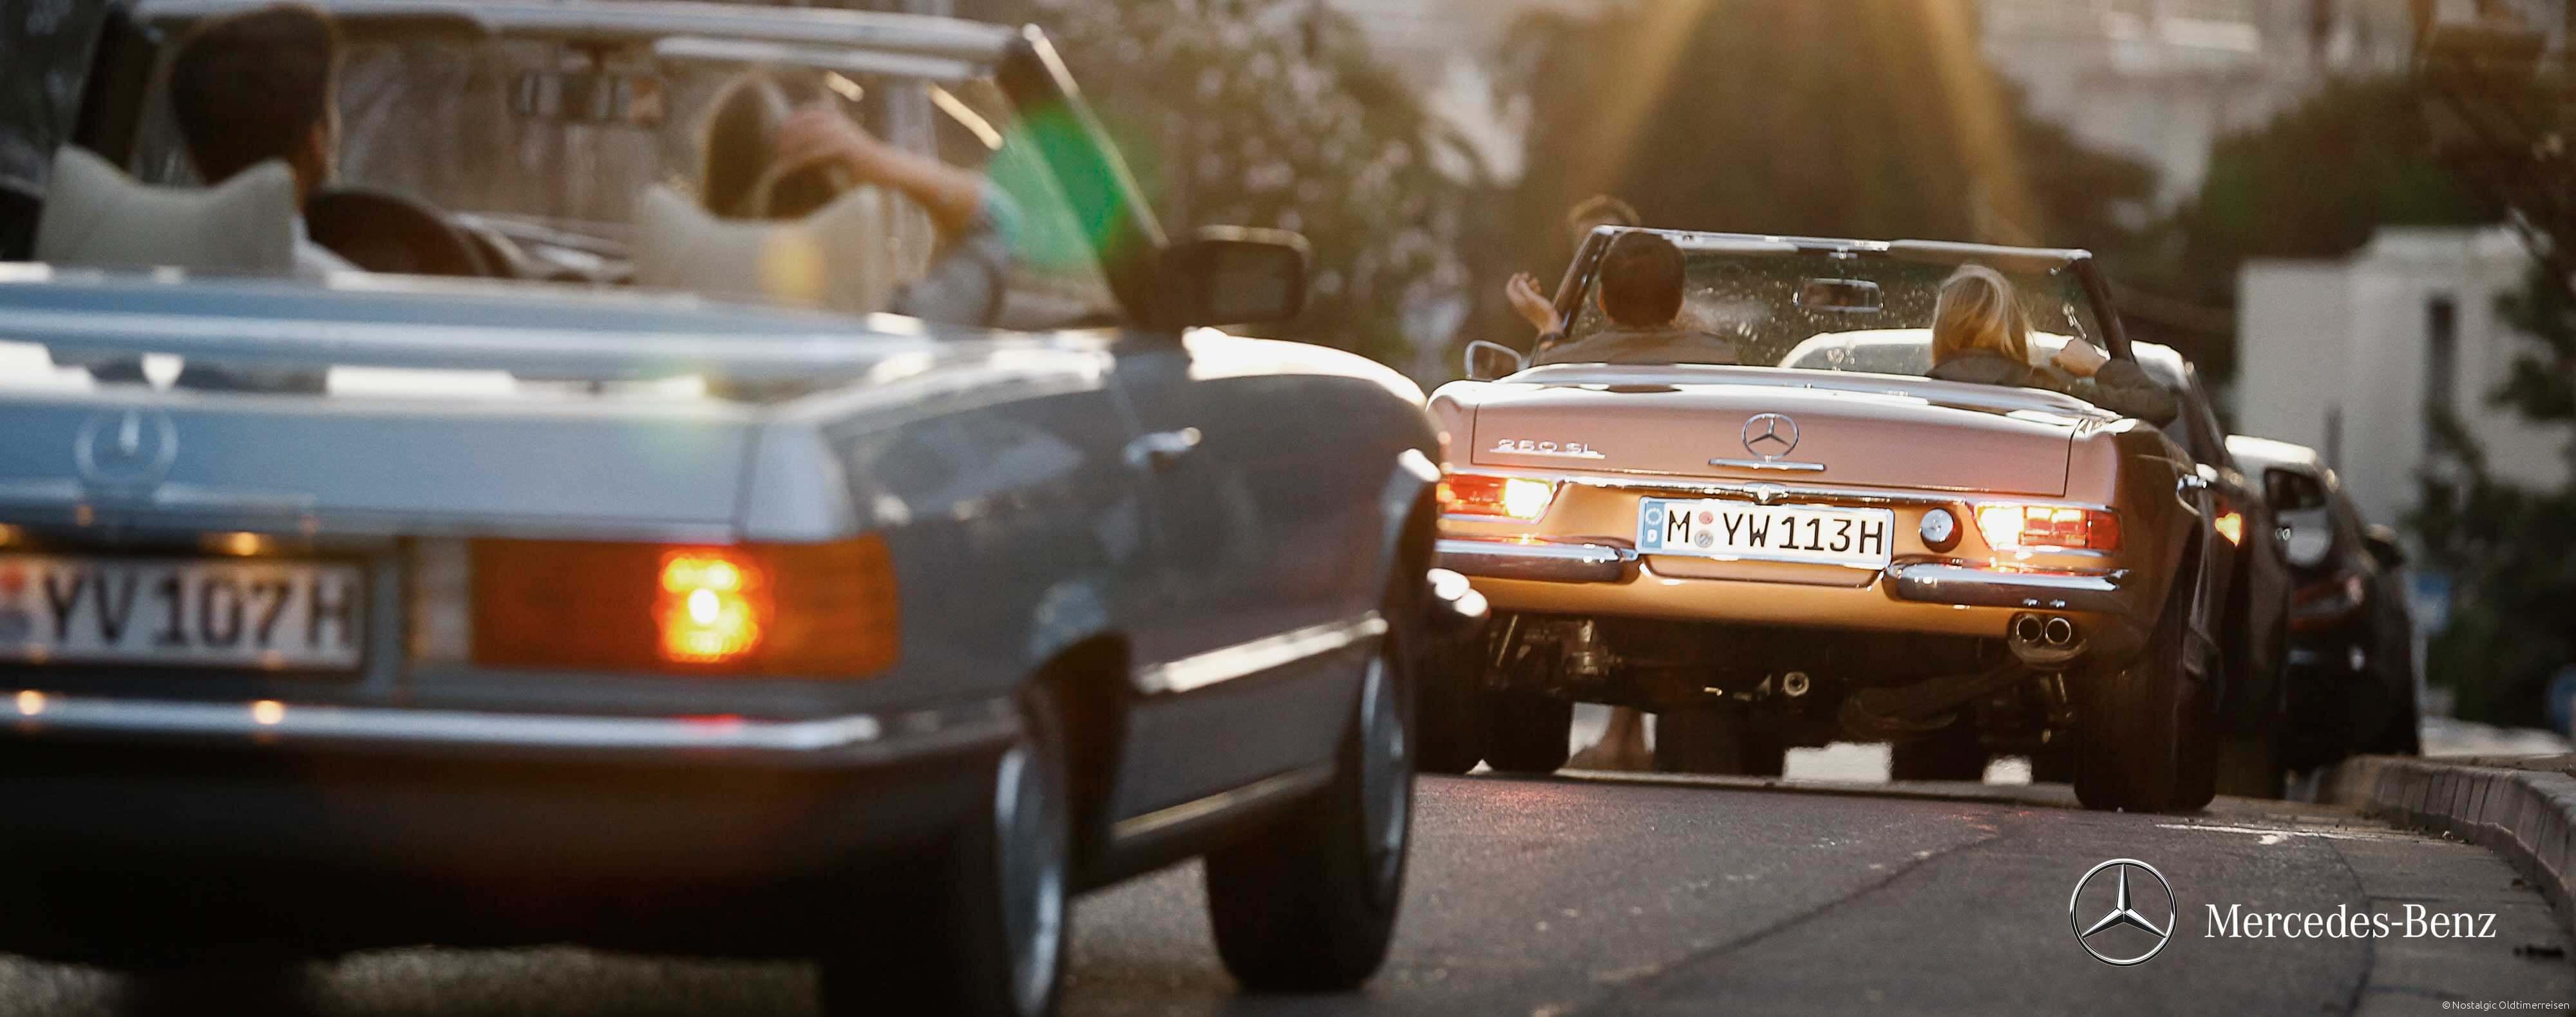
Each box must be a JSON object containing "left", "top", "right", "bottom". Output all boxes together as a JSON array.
[
  {"left": 1637, "top": 499, "right": 1896, "bottom": 569},
  {"left": 0, "top": 554, "right": 364, "bottom": 670}
]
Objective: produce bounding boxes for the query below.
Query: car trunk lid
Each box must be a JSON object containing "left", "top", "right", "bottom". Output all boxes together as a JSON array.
[{"left": 1468, "top": 365, "right": 2091, "bottom": 497}]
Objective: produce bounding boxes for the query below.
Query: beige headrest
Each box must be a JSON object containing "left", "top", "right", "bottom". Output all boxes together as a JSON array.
[
  {"left": 634, "top": 184, "right": 905, "bottom": 314},
  {"left": 33, "top": 147, "right": 296, "bottom": 274}
]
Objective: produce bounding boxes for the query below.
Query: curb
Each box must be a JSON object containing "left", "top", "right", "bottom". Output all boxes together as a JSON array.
[{"left": 2320, "top": 754, "right": 2576, "bottom": 922}]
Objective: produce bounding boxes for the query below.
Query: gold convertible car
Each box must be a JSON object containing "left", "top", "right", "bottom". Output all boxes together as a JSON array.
[{"left": 1424, "top": 229, "right": 2235, "bottom": 813}]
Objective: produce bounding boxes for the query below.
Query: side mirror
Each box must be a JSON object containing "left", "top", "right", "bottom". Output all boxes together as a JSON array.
[
  {"left": 2279, "top": 508, "right": 2333, "bottom": 569},
  {"left": 2362, "top": 524, "right": 2407, "bottom": 570},
  {"left": 1159, "top": 226, "right": 1309, "bottom": 327},
  {"left": 1464, "top": 339, "right": 1525, "bottom": 381}
]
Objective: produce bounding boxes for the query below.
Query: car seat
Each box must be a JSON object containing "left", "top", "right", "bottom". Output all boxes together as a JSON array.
[
  {"left": 32, "top": 147, "right": 295, "bottom": 274},
  {"left": 632, "top": 181, "right": 911, "bottom": 316}
]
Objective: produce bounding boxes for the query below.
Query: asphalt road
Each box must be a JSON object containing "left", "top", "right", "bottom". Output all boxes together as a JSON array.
[{"left": 1, "top": 770, "right": 2567, "bottom": 1016}]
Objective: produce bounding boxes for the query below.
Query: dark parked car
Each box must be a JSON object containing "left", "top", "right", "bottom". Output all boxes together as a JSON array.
[
  {"left": 0, "top": 4, "right": 1478, "bottom": 1015},
  {"left": 2125, "top": 344, "right": 2295, "bottom": 798},
  {"left": 2226, "top": 435, "right": 2421, "bottom": 767}
]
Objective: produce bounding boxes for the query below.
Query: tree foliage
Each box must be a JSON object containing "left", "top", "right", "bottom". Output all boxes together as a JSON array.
[
  {"left": 1466, "top": 0, "right": 2154, "bottom": 355},
  {"left": 2404, "top": 17, "right": 2576, "bottom": 728},
  {"left": 995, "top": 0, "right": 1472, "bottom": 368},
  {"left": 2134, "top": 77, "right": 2491, "bottom": 378}
]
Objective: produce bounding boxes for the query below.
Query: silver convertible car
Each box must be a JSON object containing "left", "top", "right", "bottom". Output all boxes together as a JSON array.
[{"left": 0, "top": 3, "right": 1472, "bottom": 1014}]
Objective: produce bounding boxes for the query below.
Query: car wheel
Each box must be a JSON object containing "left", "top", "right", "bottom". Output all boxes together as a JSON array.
[
  {"left": 120, "top": 955, "right": 316, "bottom": 1015},
  {"left": 819, "top": 690, "right": 1070, "bottom": 1017},
  {"left": 1654, "top": 707, "right": 1785, "bottom": 776},
  {"left": 2363, "top": 690, "right": 2423, "bottom": 756},
  {"left": 2029, "top": 741, "right": 2076, "bottom": 784},
  {"left": 2073, "top": 566, "right": 2213, "bottom": 813},
  {"left": 2211, "top": 731, "right": 2285, "bottom": 799},
  {"left": 1889, "top": 721, "right": 1987, "bottom": 782},
  {"left": 1414, "top": 655, "right": 1488, "bottom": 774},
  {"left": 1481, "top": 690, "right": 1573, "bottom": 774},
  {"left": 1204, "top": 629, "right": 1412, "bottom": 991}
]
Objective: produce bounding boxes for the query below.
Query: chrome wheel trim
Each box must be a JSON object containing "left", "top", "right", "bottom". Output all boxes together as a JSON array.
[
  {"left": 992, "top": 744, "right": 1065, "bottom": 1016},
  {"left": 1358, "top": 651, "right": 1412, "bottom": 897}
]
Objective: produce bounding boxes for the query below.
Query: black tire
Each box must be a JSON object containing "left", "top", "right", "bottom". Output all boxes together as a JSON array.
[
  {"left": 120, "top": 956, "right": 315, "bottom": 1017},
  {"left": 2029, "top": 741, "right": 2076, "bottom": 784},
  {"left": 1204, "top": 624, "right": 1414, "bottom": 991},
  {"left": 1889, "top": 721, "right": 1988, "bottom": 782},
  {"left": 2363, "top": 681, "right": 2423, "bottom": 756},
  {"left": 2211, "top": 732, "right": 2285, "bottom": 799},
  {"left": 1481, "top": 691, "right": 1573, "bottom": 774},
  {"left": 1414, "top": 657, "right": 1488, "bottom": 775},
  {"left": 1654, "top": 707, "right": 1786, "bottom": 776},
  {"left": 819, "top": 690, "right": 1071, "bottom": 1017},
  {"left": 2073, "top": 566, "right": 2214, "bottom": 813}
]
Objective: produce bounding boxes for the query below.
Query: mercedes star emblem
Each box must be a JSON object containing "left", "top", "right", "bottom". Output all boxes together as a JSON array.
[
  {"left": 73, "top": 408, "right": 181, "bottom": 491},
  {"left": 2069, "top": 858, "right": 2176, "bottom": 966},
  {"left": 1741, "top": 412, "right": 1799, "bottom": 460}
]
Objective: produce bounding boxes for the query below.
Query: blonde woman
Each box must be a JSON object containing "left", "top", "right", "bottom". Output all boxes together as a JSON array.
[{"left": 1925, "top": 265, "right": 2177, "bottom": 424}]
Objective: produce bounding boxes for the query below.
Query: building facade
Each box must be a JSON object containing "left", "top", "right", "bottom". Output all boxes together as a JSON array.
[
  {"left": 2238, "top": 227, "right": 2570, "bottom": 527},
  {"left": 1980, "top": 0, "right": 2418, "bottom": 207}
]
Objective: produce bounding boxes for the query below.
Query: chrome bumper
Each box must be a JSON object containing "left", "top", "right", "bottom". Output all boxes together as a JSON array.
[
  {"left": 2, "top": 694, "right": 1018, "bottom": 769},
  {"left": 1436, "top": 537, "right": 1636, "bottom": 584},
  {"left": 1885, "top": 562, "right": 2131, "bottom": 613}
]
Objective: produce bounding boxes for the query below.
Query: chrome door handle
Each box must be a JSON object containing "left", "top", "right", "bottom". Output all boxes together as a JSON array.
[
  {"left": 1124, "top": 428, "right": 1202, "bottom": 471},
  {"left": 2176, "top": 473, "right": 2209, "bottom": 494}
]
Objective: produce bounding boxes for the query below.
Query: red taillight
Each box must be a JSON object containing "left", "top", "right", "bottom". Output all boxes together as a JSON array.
[
  {"left": 470, "top": 536, "right": 898, "bottom": 676},
  {"left": 1438, "top": 472, "right": 1559, "bottom": 521},
  {"left": 1975, "top": 504, "right": 2121, "bottom": 552}
]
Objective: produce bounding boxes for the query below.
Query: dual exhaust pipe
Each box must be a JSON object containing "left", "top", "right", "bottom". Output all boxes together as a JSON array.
[
  {"left": 2008, "top": 612, "right": 2082, "bottom": 668},
  {"left": 2011, "top": 613, "right": 2078, "bottom": 648}
]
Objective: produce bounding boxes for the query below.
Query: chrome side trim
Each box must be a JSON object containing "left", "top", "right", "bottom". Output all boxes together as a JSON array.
[
  {"left": 1707, "top": 458, "right": 1827, "bottom": 473},
  {"left": 1110, "top": 765, "right": 1334, "bottom": 842},
  {"left": 1886, "top": 562, "right": 2133, "bottom": 612},
  {"left": 1437, "top": 537, "right": 1636, "bottom": 584},
  {"left": 1556, "top": 474, "right": 2117, "bottom": 513},
  {"left": 1132, "top": 613, "right": 1386, "bottom": 696},
  {"left": 3, "top": 693, "right": 1018, "bottom": 763}
]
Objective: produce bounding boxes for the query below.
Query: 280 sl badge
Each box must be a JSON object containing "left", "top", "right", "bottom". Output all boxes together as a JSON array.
[{"left": 1490, "top": 438, "right": 1604, "bottom": 459}]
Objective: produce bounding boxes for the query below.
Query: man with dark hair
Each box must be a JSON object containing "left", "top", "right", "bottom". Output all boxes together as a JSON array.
[
  {"left": 1521, "top": 229, "right": 1738, "bottom": 772},
  {"left": 1504, "top": 193, "right": 1640, "bottom": 336},
  {"left": 1530, "top": 230, "right": 1737, "bottom": 366},
  {"left": 164, "top": 2, "right": 354, "bottom": 279}
]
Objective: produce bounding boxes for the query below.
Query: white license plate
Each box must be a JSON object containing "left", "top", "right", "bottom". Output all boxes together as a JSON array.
[
  {"left": 0, "top": 554, "right": 364, "bottom": 670},
  {"left": 1637, "top": 499, "right": 1896, "bottom": 569}
]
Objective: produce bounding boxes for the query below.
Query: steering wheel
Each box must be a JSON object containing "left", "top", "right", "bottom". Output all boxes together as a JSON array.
[{"left": 306, "top": 187, "right": 492, "bottom": 278}]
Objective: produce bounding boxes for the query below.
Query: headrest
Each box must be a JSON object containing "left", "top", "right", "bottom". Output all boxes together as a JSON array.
[
  {"left": 633, "top": 184, "right": 908, "bottom": 315},
  {"left": 33, "top": 147, "right": 296, "bottom": 274}
]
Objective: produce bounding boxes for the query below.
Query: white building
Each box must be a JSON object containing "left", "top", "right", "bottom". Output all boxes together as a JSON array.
[
  {"left": 1980, "top": 0, "right": 2417, "bottom": 207},
  {"left": 2237, "top": 227, "right": 2570, "bottom": 527}
]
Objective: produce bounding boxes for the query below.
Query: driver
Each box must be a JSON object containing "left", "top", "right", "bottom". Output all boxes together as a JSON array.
[
  {"left": 166, "top": 2, "right": 356, "bottom": 281},
  {"left": 1530, "top": 231, "right": 1738, "bottom": 366}
]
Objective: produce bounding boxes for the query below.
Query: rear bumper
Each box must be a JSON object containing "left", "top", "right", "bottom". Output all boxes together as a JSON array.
[
  {"left": 1439, "top": 535, "right": 2145, "bottom": 641},
  {"left": 0, "top": 694, "right": 1018, "bottom": 955},
  {"left": 1435, "top": 537, "right": 1634, "bottom": 584}
]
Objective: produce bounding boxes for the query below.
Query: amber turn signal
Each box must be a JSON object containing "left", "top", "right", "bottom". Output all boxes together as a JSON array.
[{"left": 471, "top": 535, "right": 899, "bottom": 677}]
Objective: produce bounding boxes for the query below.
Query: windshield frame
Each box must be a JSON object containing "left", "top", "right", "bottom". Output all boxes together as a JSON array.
[
  {"left": 1546, "top": 227, "right": 2134, "bottom": 366},
  {"left": 71, "top": 1, "right": 1171, "bottom": 327}
]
